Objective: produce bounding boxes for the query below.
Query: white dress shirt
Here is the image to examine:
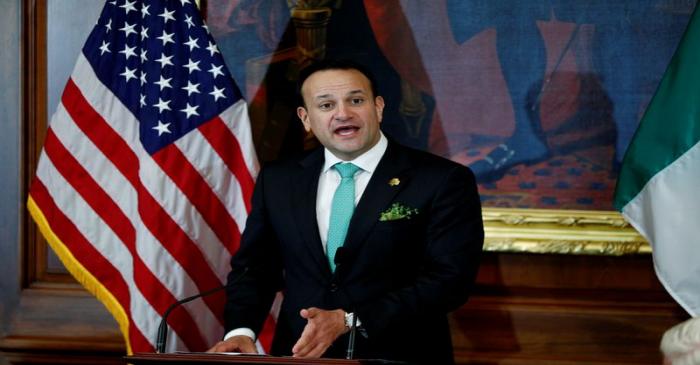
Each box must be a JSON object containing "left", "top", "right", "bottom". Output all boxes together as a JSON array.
[{"left": 224, "top": 133, "right": 388, "bottom": 343}]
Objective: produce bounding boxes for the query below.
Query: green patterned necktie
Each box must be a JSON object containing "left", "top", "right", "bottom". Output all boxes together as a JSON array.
[{"left": 326, "top": 162, "right": 360, "bottom": 272}]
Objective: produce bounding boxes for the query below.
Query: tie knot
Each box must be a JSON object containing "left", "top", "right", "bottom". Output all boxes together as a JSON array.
[{"left": 334, "top": 162, "right": 360, "bottom": 179}]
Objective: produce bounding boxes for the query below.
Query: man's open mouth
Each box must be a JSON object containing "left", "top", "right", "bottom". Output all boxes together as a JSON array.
[{"left": 334, "top": 125, "right": 360, "bottom": 136}]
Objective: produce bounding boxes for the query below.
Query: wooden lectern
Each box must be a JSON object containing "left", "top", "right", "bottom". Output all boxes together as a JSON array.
[{"left": 125, "top": 352, "right": 404, "bottom": 364}]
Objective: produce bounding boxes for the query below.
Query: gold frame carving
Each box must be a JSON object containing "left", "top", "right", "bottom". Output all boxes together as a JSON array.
[{"left": 482, "top": 208, "right": 649, "bottom": 255}]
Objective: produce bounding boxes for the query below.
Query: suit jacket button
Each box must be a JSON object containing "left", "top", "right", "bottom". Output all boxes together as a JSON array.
[{"left": 329, "top": 283, "right": 338, "bottom": 292}]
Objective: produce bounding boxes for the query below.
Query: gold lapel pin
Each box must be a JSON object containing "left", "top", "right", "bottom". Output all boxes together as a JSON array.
[{"left": 388, "top": 178, "right": 400, "bottom": 186}]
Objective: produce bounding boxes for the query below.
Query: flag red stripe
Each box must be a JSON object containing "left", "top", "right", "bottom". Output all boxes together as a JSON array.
[
  {"left": 43, "top": 128, "right": 209, "bottom": 351},
  {"left": 137, "top": 185, "right": 227, "bottom": 323},
  {"left": 62, "top": 77, "right": 227, "bottom": 325},
  {"left": 29, "top": 179, "right": 154, "bottom": 352},
  {"left": 152, "top": 144, "right": 241, "bottom": 254},
  {"left": 62, "top": 79, "right": 140, "bottom": 186},
  {"left": 198, "top": 117, "right": 254, "bottom": 213}
]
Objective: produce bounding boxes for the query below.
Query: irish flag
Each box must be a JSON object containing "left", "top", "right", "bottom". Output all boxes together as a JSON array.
[{"left": 614, "top": 6, "right": 700, "bottom": 316}]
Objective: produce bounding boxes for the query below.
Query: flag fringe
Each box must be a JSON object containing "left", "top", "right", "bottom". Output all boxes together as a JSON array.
[{"left": 27, "top": 195, "right": 134, "bottom": 355}]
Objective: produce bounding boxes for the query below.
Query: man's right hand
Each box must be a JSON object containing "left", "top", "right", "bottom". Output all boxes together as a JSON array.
[{"left": 206, "top": 335, "right": 258, "bottom": 353}]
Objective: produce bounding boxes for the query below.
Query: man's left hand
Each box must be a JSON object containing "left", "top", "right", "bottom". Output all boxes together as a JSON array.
[{"left": 292, "top": 307, "right": 348, "bottom": 358}]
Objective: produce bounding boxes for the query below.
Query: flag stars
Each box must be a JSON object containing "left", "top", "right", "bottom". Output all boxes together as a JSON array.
[
  {"left": 183, "top": 58, "right": 201, "bottom": 74},
  {"left": 154, "top": 75, "right": 173, "bottom": 91},
  {"left": 140, "top": 49, "right": 148, "bottom": 63},
  {"left": 208, "top": 64, "right": 224, "bottom": 79},
  {"left": 119, "top": 22, "right": 137, "bottom": 37},
  {"left": 157, "top": 30, "right": 175, "bottom": 46},
  {"left": 105, "top": 18, "right": 112, "bottom": 33},
  {"left": 159, "top": 8, "right": 176, "bottom": 23},
  {"left": 182, "top": 81, "right": 201, "bottom": 96},
  {"left": 179, "top": 0, "right": 192, "bottom": 6},
  {"left": 184, "top": 14, "right": 195, "bottom": 28},
  {"left": 153, "top": 98, "right": 172, "bottom": 113},
  {"left": 210, "top": 86, "right": 226, "bottom": 101},
  {"left": 184, "top": 36, "right": 199, "bottom": 51},
  {"left": 155, "top": 53, "right": 174, "bottom": 68},
  {"left": 99, "top": 41, "right": 110, "bottom": 55},
  {"left": 141, "top": 27, "right": 149, "bottom": 40},
  {"left": 206, "top": 41, "right": 219, "bottom": 57},
  {"left": 120, "top": 66, "right": 137, "bottom": 82},
  {"left": 153, "top": 120, "right": 172, "bottom": 136},
  {"left": 140, "top": 94, "right": 147, "bottom": 107},
  {"left": 141, "top": 4, "right": 150, "bottom": 18},
  {"left": 180, "top": 103, "right": 200, "bottom": 118},
  {"left": 140, "top": 71, "right": 147, "bottom": 86},
  {"left": 119, "top": 44, "right": 137, "bottom": 60},
  {"left": 120, "top": 0, "right": 137, "bottom": 14}
]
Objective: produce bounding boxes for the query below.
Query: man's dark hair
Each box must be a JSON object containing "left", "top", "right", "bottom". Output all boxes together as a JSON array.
[{"left": 297, "top": 59, "right": 379, "bottom": 107}]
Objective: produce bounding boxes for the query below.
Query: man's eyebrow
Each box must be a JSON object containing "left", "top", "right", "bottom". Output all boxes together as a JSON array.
[
  {"left": 313, "top": 89, "right": 366, "bottom": 100},
  {"left": 346, "top": 89, "right": 367, "bottom": 97},
  {"left": 313, "top": 93, "right": 335, "bottom": 100}
]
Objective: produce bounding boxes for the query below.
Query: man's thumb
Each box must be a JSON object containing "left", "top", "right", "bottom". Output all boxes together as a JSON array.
[{"left": 300, "top": 307, "right": 318, "bottom": 319}]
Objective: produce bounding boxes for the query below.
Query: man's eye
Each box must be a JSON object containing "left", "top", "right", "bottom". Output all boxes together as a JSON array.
[
  {"left": 351, "top": 98, "right": 364, "bottom": 105},
  {"left": 319, "top": 103, "right": 333, "bottom": 110}
]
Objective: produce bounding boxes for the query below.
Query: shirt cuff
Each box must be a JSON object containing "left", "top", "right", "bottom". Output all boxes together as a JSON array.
[
  {"left": 350, "top": 312, "right": 362, "bottom": 328},
  {"left": 223, "top": 328, "right": 256, "bottom": 341}
]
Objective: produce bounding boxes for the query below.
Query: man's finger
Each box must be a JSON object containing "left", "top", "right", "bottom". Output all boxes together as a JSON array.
[
  {"left": 207, "top": 336, "right": 258, "bottom": 354},
  {"left": 238, "top": 339, "right": 258, "bottom": 353},
  {"left": 292, "top": 326, "right": 315, "bottom": 354},
  {"left": 305, "top": 341, "right": 329, "bottom": 358}
]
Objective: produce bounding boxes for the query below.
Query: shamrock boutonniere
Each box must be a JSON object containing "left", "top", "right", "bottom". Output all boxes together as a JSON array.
[{"left": 379, "top": 202, "right": 419, "bottom": 221}]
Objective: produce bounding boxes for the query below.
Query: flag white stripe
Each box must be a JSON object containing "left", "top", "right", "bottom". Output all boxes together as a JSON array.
[{"left": 622, "top": 140, "right": 700, "bottom": 316}]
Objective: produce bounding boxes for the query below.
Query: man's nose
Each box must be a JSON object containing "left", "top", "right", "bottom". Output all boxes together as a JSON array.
[{"left": 334, "top": 102, "right": 351, "bottom": 120}]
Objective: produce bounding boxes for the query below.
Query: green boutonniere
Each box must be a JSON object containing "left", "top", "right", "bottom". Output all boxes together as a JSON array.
[{"left": 379, "top": 202, "right": 418, "bottom": 221}]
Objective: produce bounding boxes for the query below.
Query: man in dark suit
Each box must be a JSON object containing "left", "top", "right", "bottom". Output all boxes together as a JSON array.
[{"left": 208, "top": 60, "right": 484, "bottom": 364}]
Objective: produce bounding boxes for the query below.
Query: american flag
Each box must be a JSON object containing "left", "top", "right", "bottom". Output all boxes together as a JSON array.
[{"left": 27, "top": 0, "right": 259, "bottom": 353}]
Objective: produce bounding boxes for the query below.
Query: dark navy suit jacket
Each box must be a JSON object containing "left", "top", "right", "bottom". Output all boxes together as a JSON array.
[{"left": 224, "top": 141, "right": 484, "bottom": 364}]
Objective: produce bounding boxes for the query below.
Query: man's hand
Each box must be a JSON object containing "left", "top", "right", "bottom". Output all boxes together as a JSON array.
[
  {"left": 207, "top": 335, "right": 258, "bottom": 354},
  {"left": 292, "top": 307, "right": 348, "bottom": 358}
]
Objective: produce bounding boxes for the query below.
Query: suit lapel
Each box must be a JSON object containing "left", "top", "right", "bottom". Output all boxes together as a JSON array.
[
  {"left": 291, "top": 148, "right": 331, "bottom": 276},
  {"left": 340, "top": 143, "right": 413, "bottom": 265}
]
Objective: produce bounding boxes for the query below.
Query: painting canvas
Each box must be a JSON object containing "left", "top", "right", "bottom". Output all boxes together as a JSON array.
[{"left": 205, "top": 0, "right": 694, "bottom": 212}]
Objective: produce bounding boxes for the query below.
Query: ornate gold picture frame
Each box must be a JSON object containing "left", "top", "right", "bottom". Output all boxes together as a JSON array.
[{"left": 483, "top": 208, "right": 648, "bottom": 255}]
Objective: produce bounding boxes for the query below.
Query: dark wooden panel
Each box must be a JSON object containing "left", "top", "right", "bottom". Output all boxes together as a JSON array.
[
  {"left": 450, "top": 253, "right": 687, "bottom": 364},
  {"left": 0, "top": 288, "right": 125, "bottom": 364}
]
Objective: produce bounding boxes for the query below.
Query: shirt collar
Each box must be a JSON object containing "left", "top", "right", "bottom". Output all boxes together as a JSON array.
[{"left": 322, "top": 132, "right": 388, "bottom": 174}]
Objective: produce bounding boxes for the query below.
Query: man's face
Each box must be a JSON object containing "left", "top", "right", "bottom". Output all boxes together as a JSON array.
[{"left": 297, "top": 69, "right": 385, "bottom": 161}]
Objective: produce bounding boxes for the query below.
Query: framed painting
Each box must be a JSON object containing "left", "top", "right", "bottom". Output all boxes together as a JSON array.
[{"left": 204, "top": 0, "right": 695, "bottom": 255}]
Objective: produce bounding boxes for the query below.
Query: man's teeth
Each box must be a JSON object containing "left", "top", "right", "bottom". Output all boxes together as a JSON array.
[{"left": 336, "top": 126, "right": 358, "bottom": 135}]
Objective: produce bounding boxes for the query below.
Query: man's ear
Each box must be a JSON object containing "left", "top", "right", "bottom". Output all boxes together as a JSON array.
[
  {"left": 297, "top": 106, "right": 311, "bottom": 132},
  {"left": 375, "top": 96, "right": 385, "bottom": 123}
]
